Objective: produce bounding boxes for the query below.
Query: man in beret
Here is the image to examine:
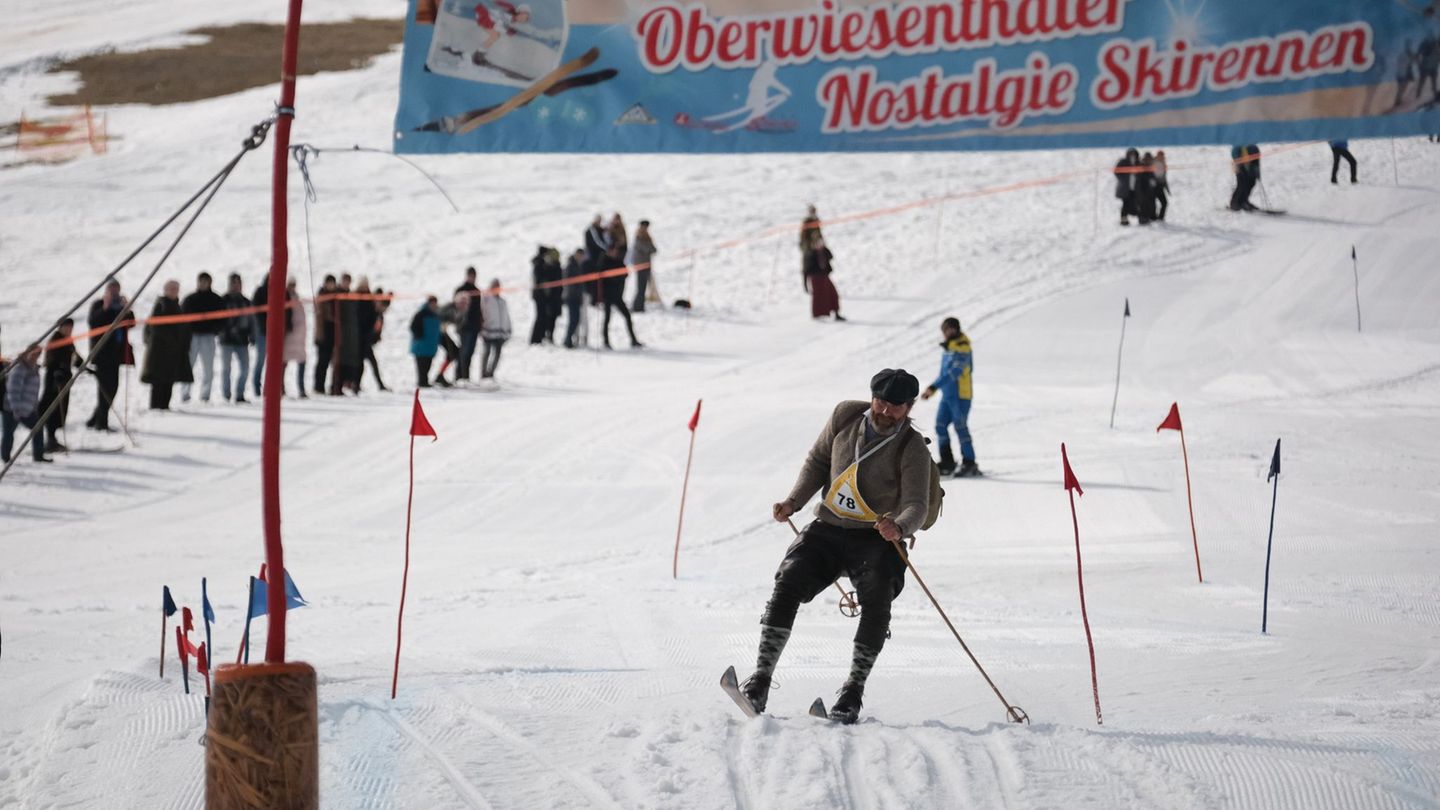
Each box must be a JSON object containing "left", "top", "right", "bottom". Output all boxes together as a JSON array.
[{"left": 740, "top": 369, "right": 933, "bottom": 724}]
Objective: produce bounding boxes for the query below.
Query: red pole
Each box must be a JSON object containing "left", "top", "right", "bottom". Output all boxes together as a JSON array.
[
  {"left": 1180, "top": 428, "right": 1202, "bottom": 583},
  {"left": 672, "top": 429, "right": 697, "bottom": 579},
  {"left": 1069, "top": 487, "right": 1102, "bottom": 725},
  {"left": 261, "top": 0, "right": 305, "bottom": 663},
  {"left": 393, "top": 435, "right": 416, "bottom": 699}
]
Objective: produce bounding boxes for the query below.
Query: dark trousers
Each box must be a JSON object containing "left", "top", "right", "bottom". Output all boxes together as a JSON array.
[
  {"left": 602, "top": 300, "right": 638, "bottom": 347},
  {"left": 1230, "top": 171, "right": 1257, "bottom": 210},
  {"left": 530, "top": 299, "right": 561, "bottom": 344},
  {"left": 563, "top": 299, "right": 583, "bottom": 347},
  {"left": 40, "top": 373, "right": 71, "bottom": 443},
  {"left": 458, "top": 329, "right": 479, "bottom": 380},
  {"left": 435, "top": 333, "right": 458, "bottom": 382},
  {"left": 481, "top": 338, "right": 504, "bottom": 378},
  {"left": 761, "top": 520, "right": 907, "bottom": 650},
  {"left": 1331, "top": 147, "right": 1357, "bottom": 183},
  {"left": 88, "top": 361, "right": 119, "bottom": 429},
  {"left": 1118, "top": 192, "right": 1137, "bottom": 222},
  {"left": 313, "top": 338, "right": 334, "bottom": 392},
  {"left": 2, "top": 410, "right": 44, "bottom": 462},
  {"left": 363, "top": 344, "right": 385, "bottom": 389},
  {"left": 1157, "top": 186, "right": 1169, "bottom": 220},
  {"left": 150, "top": 382, "right": 174, "bottom": 410},
  {"left": 632, "top": 269, "right": 652, "bottom": 312},
  {"left": 414, "top": 355, "right": 433, "bottom": 387}
]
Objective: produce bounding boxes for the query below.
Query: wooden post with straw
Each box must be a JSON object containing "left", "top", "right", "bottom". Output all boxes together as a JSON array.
[{"left": 206, "top": 0, "right": 318, "bottom": 804}]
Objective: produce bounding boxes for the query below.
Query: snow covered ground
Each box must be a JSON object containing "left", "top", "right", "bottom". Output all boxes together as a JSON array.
[{"left": 3, "top": 4, "right": 1440, "bottom": 808}]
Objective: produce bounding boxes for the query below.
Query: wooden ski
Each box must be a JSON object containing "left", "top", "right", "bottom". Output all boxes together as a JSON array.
[{"left": 455, "top": 47, "right": 601, "bottom": 135}]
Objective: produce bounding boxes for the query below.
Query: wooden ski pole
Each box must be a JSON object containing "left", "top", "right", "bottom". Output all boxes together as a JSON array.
[{"left": 887, "top": 533, "right": 1029, "bottom": 724}]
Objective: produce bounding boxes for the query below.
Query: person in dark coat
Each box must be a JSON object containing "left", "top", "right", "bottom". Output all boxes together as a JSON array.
[
  {"left": 312, "top": 274, "right": 337, "bottom": 394},
  {"left": 1114, "top": 147, "right": 1141, "bottom": 225},
  {"left": 529, "top": 246, "right": 563, "bottom": 344},
  {"left": 142, "top": 280, "right": 193, "bottom": 410},
  {"left": 803, "top": 236, "right": 844, "bottom": 321},
  {"left": 1230, "top": 144, "right": 1262, "bottom": 212},
  {"left": 356, "top": 279, "right": 389, "bottom": 391},
  {"left": 218, "top": 273, "right": 254, "bottom": 404},
  {"left": 1136, "top": 152, "right": 1158, "bottom": 225},
  {"left": 561, "top": 248, "right": 589, "bottom": 349},
  {"left": 181, "top": 271, "right": 225, "bottom": 403},
  {"left": 410, "top": 296, "right": 441, "bottom": 388},
  {"left": 455, "top": 266, "right": 482, "bottom": 382},
  {"left": 598, "top": 245, "right": 643, "bottom": 349},
  {"left": 39, "top": 319, "right": 80, "bottom": 453},
  {"left": 1154, "top": 150, "right": 1171, "bottom": 222},
  {"left": 1329, "top": 139, "right": 1358, "bottom": 184},
  {"left": 85, "top": 280, "right": 132, "bottom": 432},
  {"left": 334, "top": 275, "right": 363, "bottom": 394},
  {"left": 583, "top": 214, "right": 610, "bottom": 303}
]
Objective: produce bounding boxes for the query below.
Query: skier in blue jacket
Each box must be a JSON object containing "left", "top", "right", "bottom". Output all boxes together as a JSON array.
[{"left": 921, "top": 317, "right": 981, "bottom": 477}]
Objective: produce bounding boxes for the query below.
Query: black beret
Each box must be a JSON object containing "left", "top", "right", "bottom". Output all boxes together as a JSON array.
[{"left": 870, "top": 368, "right": 919, "bottom": 404}]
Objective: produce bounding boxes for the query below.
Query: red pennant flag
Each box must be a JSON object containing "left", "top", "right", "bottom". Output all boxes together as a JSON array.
[
  {"left": 687, "top": 399, "right": 703, "bottom": 432},
  {"left": 410, "top": 391, "right": 437, "bottom": 441},
  {"left": 1156, "top": 402, "right": 1183, "bottom": 433},
  {"left": 1061, "top": 443, "right": 1084, "bottom": 496},
  {"left": 196, "top": 643, "right": 209, "bottom": 675},
  {"left": 182, "top": 606, "right": 194, "bottom": 634}
]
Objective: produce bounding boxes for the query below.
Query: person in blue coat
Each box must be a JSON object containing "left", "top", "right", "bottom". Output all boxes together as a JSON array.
[
  {"left": 409, "top": 296, "right": 441, "bottom": 389},
  {"left": 1329, "top": 139, "right": 1357, "bottom": 184},
  {"left": 920, "top": 317, "right": 981, "bottom": 477}
]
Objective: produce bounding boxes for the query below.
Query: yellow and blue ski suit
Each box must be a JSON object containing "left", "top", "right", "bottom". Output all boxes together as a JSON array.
[{"left": 931, "top": 334, "right": 975, "bottom": 462}]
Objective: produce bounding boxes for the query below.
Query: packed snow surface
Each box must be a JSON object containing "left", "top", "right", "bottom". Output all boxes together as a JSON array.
[{"left": 3, "top": 3, "right": 1440, "bottom": 808}]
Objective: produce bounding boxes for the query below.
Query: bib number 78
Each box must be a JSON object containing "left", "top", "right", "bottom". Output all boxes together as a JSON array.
[{"left": 834, "top": 493, "right": 857, "bottom": 511}]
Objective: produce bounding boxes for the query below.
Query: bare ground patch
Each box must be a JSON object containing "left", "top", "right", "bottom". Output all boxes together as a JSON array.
[{"left": 46, "top": 18, "right": 403, "bottom": 107}]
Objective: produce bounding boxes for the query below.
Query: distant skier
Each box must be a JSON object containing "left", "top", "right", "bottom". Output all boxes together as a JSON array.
[
  {"left": 920, "top": 317, "right": 980, "bottom": 478},
  {"left": 799, "top": 204, "right": 823, "bottom": 254},
  {"left": 742, "top": 369, "right": 934, "bottom": 725},
  {"left": 1329, "top": 140, "right": 1358, "bottom": 184},
  {"left": 1229, "top": 144, "right": 1261, "bottom": 212}
]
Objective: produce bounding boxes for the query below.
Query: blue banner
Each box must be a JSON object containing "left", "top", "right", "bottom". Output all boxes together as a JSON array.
[{"left": 393, "top": 0, "right": 1440, "bottom": 153}]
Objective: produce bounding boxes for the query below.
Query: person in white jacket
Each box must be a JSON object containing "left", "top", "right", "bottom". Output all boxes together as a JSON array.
[{"left": 479, "top": 278, "right": 512, "bottom": 380}]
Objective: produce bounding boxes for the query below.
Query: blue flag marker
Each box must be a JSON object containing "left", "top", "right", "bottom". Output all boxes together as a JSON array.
[
  {"left": 248, "top": 570, "right": 307, "bottom": 619},
  {"left": 163, "top": 586, "right": 178, "bottom": 617},
  {"left": 1262, "top": 439, "right": 1282, "bottom": 634},
  {"left": 160, "top": 585, "right": 177, "bottom": 678}
]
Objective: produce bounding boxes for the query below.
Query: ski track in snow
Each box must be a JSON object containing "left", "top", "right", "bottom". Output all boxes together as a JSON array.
[{"left": 5, "top": 4, "right": 1440, "bottom": 809}]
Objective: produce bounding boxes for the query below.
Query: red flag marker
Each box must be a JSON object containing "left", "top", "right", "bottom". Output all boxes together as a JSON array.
[
  {"left": 175, "top": 626, "right": 191, "bottom": 696},
  {"left": 1062, "top": 444, "right": 1102, "bottom": 726},
  {"left": 673, "top": 399, "right": 702, "bottom": 579},
  {"left": 394, "top": 391, "right": 438, "bottom": 699},
  {"left": 1156, "top": 402, "right": 1202, "bottom": 583}
]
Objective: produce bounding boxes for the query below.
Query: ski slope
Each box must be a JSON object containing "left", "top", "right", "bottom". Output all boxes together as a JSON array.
[{"left": 3, "top": 4, "right": 1440, "bottom": 808}]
